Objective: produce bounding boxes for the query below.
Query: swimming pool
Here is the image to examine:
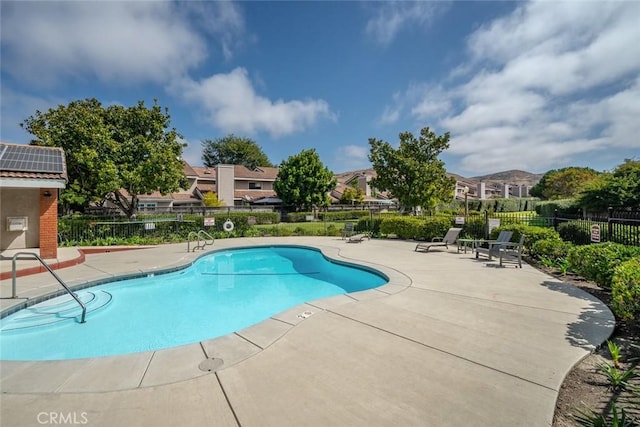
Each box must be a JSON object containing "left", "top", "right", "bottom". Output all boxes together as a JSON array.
[{"left": 0, "top": 246, "right": 387, "bottom": 361}]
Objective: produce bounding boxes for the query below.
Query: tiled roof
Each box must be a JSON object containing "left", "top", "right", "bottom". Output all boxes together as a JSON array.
[
  {"left": 191, "top": 166, "right": 217, "bottom": 178},
  {"left": 234, "top": 189, "right": 277, "bottom": 200},
  {"left": 196, "top": 183, "right": 216, "bottom": 192},
  {"left": 234, "top": 165, "right": 278, "bottom": 180},
  {"left": 182, "top": 162, "right": 197, "bottom": 177}
]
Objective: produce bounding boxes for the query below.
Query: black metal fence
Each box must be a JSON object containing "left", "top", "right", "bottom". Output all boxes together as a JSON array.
[
  {"left": 58, "top": 207, "right": 640, "bottom": 247},
  {"left": 553, "top": 208, "right": 640, "bottom": 246}
]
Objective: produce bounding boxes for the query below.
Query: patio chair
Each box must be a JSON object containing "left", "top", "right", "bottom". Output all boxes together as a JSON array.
[
  {"left": 475, "top": 231, "right": 513, "bottom": 260},
  {"left": 347, "top": 233, "right": 370, "bottom": 243},
  {"left": 498, "top": 234, "right": 525, "bottom": 268},
  {"left": 342, "top": 222, "right": 355, "bottom": 240},
  {"left": 414, "top": 228, "right": 462, "bottom": 252}
]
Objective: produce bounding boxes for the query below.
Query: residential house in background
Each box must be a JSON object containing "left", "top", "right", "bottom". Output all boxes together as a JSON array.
[
  {"left": 331, "top": 169, "right": 394, "bottom": 205},
  {"left": 135, "top": 163, "right": 279, "bottom": 211}
]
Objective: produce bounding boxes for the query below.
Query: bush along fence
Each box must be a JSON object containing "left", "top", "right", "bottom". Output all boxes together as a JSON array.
[
  {"left": 58, "top": 208, "right": 640, "bottom": 248},
  {"left": 555, "top": 208, "right": 640, "bottom": 246}
]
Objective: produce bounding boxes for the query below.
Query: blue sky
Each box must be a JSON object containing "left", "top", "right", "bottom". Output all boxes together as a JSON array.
[{"left": 1, "top": 1, "right": 639, "bottom": 177}]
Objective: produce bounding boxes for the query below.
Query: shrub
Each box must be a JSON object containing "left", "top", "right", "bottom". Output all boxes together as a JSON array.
[
  {"left": 462, "top": 214, "right": 486, "bottom": 239},
  {"left": 356, "top": 216, "right": 383, "bottom": 236},
  {"left": 379, "top": 216, "right": 424, "bottom": 239},
  {"left": 319, "top": 210, "right": 371, "bottom": 221},
  {"left": 530, "top": 238, "right": 573, "bottom": 262},
  {"left": 557, "top": 221, "right": 592, "bottom": 245},
  {"left": 420, "top": 217, "right": 456, "bottom": 240},
  {"left": 567, "top": 243, "right": 640, "bottom": 289},
  {"left": 378, "top": 216, "right": 453, "bottom": 240},
  {"left": 490, "top": 224, "right": 561, "bottom": 252},
  {"left": 535, "top": 199, "right": 581, "bottom": 217},
  {"left": 611, "top": 257, "right": 640, "bottom": 320}
]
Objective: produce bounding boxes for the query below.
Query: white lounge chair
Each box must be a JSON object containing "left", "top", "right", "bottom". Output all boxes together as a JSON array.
[
  {"left": 347, "top": 233, "right": 369, "bottom": 243},
  {"left": 415, "top": 228, "right": 462, "bottom": 252}
]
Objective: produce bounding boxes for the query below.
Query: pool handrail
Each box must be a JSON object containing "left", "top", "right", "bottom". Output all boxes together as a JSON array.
[
  {"left": 11, "top": 251, "right": 87, "bottom": 323},
  {"left": 187, "top": 229, "right": 215, "bottom": 252}
]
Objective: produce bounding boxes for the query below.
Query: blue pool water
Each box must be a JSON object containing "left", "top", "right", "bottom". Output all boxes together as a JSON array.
[{"left": 0, "top": 246, "right": 387, "bottom": 361}]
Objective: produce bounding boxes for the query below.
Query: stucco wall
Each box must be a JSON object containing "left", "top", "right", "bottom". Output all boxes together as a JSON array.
[{"left": 0, "top": 188, "right": 40, "bottom": 250}]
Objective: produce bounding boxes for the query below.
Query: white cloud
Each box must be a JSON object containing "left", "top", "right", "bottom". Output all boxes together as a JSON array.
[
  {"left": 380, "top": 106, "right": 400, "bottom": 125},
  {"left": 334, "top": 145, "right": 370, "bottom": 172},
  {"left": 171, "top": 68, "right": 334, "bottom": 138},
  {"left": 365, "top": 2, "right": 447, "bottom": 46},
  {"left": 0, "top": 88, "right": 66, "bottom": 144},
  {"left": 0, "top": 1, "right": 245, "bottom": 86},
  {"left": 181, "top": 1, "right": 246, "bottom": 61},
  {"left": 179, "top": 137, "right": 204, "bottom": 167},
  {"left": 384, "top": 1, "right": 640, "bottom": 175}
]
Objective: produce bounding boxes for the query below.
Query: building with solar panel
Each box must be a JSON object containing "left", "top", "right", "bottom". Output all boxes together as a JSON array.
[{"left": 0, "top": 142, "right": 68, "bottom": 258}]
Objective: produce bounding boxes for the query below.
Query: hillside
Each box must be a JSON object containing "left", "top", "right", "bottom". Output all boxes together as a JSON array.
[
  {"left": 471, "top": 170, "right": 544, "bottom": 186},
  {"left": 335, "top": 168, "right": 542, "bottom": 187}
]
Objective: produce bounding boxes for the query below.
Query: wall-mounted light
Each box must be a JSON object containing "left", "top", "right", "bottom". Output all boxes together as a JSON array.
[{"left": 43, "top": 190, "right": 52, "bottom": 198}]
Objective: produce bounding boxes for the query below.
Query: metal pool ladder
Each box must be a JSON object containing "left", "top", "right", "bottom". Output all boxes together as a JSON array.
[
  {"left": 11, "top": 252, "right": 87, "bottom": 323},
  {"left": 187, "top": 229, "right": 215, "bottom": 252}
]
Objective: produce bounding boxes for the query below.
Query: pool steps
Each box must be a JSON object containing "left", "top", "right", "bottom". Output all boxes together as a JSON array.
[{"left": 0, "top": 290, "right": 112, "bottom": 332}]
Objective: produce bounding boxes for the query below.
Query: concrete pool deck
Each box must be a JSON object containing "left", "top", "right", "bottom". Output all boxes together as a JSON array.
[{"left": 0, "top": 237, "right": 614, "bottom": 426}]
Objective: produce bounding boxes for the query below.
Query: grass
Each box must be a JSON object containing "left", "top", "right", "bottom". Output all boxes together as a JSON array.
[{"left": 253, "top": 221, "right": 353, "bottom": 236}]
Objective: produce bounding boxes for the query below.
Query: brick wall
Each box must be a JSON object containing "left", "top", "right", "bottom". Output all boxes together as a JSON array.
[{"left": 39, "top": 189, "right": 58, "bottom": 259}]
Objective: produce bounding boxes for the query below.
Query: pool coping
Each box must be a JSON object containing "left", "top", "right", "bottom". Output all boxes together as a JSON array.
[{"left": 1, "top": 243, "right": 412, "bottom": 394}]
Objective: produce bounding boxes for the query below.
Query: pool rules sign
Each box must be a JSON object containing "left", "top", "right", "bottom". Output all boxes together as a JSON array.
[{"left": 591, "top": 224, "right": 601, "bottom": 243}]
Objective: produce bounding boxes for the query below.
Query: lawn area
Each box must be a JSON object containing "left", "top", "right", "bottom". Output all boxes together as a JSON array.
[{"left": 253, "top": 221, "right": 354, "bottom": 236}]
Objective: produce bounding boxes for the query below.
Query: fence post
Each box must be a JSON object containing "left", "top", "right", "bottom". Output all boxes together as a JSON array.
[
  {"left": 484, "top": 211, "right": 489, "bottom": 239},
  {"left": 553, "top": 209, "right": 558, "bottom": 231},
  {"left": 608, "top": 206, "right": 613, "bottom": 243}
]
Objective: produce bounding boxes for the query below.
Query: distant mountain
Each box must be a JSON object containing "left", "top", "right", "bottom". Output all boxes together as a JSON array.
[
  {"left": 471, "top": 170, "right": 544, "bottom": 186},
  {"left": 334, "top": 168, "right": 542, "bottom": 187}
]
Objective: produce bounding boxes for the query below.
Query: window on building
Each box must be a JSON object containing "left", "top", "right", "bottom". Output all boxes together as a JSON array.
[{"left": 248, "top": 182, "right": 262, "bottom": 190}]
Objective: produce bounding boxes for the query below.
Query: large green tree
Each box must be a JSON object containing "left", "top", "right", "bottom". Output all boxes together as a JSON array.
[
  {"left": 202, "top": 135, "right": 273, "bottom": 169},
  {"left": 530, "top": 167, "right": 599, "bottom": 200},
  {"left": 578, "top": 160, "right": 640, "bottom": 211},
  {"left": 339, "top": 182, "right": 365, "bottom": 205},
  {"left": 368, "top": 127, "right": 455, "bottom": 212},
  {"left": 21, "top": 98, "right": 187, "bottom": 217},
  {"left": 274, "top": 149, "right": 336, "bottom": 211}
]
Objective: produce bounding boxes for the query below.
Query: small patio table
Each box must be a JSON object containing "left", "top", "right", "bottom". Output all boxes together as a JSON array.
[{"left": 457, "top": 238, "right": 485, "bottom": 254}]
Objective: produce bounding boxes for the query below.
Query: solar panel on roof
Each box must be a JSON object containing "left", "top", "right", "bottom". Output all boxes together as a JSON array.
[{"left": 0, "top": 144, "right": 64, "bottom": 174}]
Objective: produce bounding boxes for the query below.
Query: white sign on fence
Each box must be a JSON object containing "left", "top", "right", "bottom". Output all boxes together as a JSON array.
[
  {"left": 204, "top": 217, "right": 215, "bottom": 227},
  {"left": 591, "top": 224, "right": 601, "bottom": 243},
  {"left": 144, "top": 222, "right": 155, "bottom": 230},
  {"left": 455, "top": 216, "right": 465, "bottom": 225},
  {"left": 488, "top": 219, "right": 501, "bottom": 233}
]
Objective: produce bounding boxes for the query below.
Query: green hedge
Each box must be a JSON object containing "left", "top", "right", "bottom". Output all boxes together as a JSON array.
[
  {"left": 557, "top": 221, "right": 592, "bottom": 245},
  {"left": 320, "top": 210, "right": 371, "bottom": 221},
  {"left": 462, "top": 198, "right": 537, "bottom": 213},
  {"left": 490, "top": 224, "right": 561, "bottom": 251},
  {"left": 567, "top": 243, "right": 640, "bottom": 289},
  {"left": 535, "top": 199, "right": 580, "bottom": 217},
  {"left": 356, "top": 217, "right": 383, "bottom": 236},
  {"left": 611, "top": 257, "right": 640, "bottom": 320},
  {"left": 378, "top": 216, "right": 452, "bottom": 240},
  {"left": 286, "top": 210, "right": 371, "bottom": 222},
  {"left": 530, "top": 238, "right": 573, "bottom": 262}
]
